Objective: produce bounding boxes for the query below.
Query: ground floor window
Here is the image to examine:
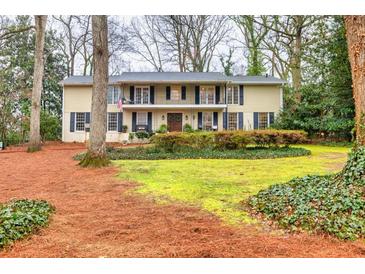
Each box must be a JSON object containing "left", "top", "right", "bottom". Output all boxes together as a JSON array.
[
  {"left": 202, "top": 112, "right": 213, "bottom": 130},
  {"left": 137, "top": 112, "right": 148, "bottom": 125},
  {"left": 258, "top": 112, "right": 269, "bottom": 129},
  {"left": 75, "top": 112, "right": 85, "bottom": 131},
  {"left": 228, "top": 112, "right": 238, "bottom": 130},
  {"left": 107, "top": 112, "right": 118, "bottom": 131}
]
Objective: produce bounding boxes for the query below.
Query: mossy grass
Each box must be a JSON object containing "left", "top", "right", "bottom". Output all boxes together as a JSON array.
[
  {"left": 27, "top": 144, "right": 41, "bottom": 153},
  {"left": 114, "top": 145, "right": 349, "bottom": 225},
  {"left": 79, "top": 152, "right": 111, "bottom": 168}
]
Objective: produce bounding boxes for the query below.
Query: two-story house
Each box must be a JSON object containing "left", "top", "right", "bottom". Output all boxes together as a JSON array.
[{"left": 61, "top": 72, "right": 285, "bottom": 142}]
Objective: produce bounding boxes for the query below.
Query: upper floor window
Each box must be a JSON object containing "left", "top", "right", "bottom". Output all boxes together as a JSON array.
[
  {"left": 135, "top": 86, "right": 149, "bottom": 104},
  {"left": 171, "top": 86, "right": 181, "bottom": 101},
  {"left": 227, "top": 86, "right": 239, "bottom": 104},
  {"left": 107, "top": 86, "right": 121, "bottom": 104},
  {"left": 200, "top": 86, "right": 215, "bottom": 104}
]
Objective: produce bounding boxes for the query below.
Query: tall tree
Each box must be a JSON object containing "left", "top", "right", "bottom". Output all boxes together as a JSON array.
[
  {"left": 28, "top": 15, "right": 47, "bottom": 152},
  {"left": 80, "top": 15, "right": 110, "bottom": 167},
  {"left": 232, "top": 16, "right": 268, "bottom": 76},
  {"left": 345, "top": 16, "right": 365, "bottom": 145}
]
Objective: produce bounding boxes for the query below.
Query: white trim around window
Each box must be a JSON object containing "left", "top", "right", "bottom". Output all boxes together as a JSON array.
[
  {"left": 226, "top": 85, "right": 239, "bottom": 105},
  {"left": 107, "top": 86, "right": 121, "bottom": 105},
  {"left": 107, "top": 112, "right": 118, "bottom": 132},
  {"left": 137, "top": 112, "right": 148, "bottom": 125},
  {"left": 200, "top": 86, "right": 215, "bottom": 104},
  {"left": 135, "top": 86, "right": 150, "bottom": 104},
  {"left": 75, "top": 112, "right": 86, "bottom": 132}
]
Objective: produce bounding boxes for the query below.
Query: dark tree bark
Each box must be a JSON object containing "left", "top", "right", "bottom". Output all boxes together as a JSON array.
[
  {"left": 345, "top": 16, "right": 365, "bottom": 146},
  {"left": 28, "top": 15, "right": 47, "bottom": 152},
  {"left": 80, "top": 15, "right": 110, "bottom": 167}
]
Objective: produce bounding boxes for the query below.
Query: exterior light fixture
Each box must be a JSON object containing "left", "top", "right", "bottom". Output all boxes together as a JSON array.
[
  {"left": 185, "top": 115, "right": 188, "bottom": 121},
  {"left": 162, "top": 115, "right": 165, "bottom": 121}
]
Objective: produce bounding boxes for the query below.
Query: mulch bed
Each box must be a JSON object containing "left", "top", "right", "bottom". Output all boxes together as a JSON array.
[{"left": 0, "top": 142, "right": 365, "bottom": 257}]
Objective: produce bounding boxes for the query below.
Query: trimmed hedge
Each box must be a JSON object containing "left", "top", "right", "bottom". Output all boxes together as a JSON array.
[
  {"left": 247, "top": 147, "right": 365, "bottom": 241},
  {"left": 74, "top": 146, "right": 311, "bottom": 161},
  {"left": 151, "top": 130, "right": 307, "bottom": 152},
  {"left": 0, "top": 199, "right": 54, "bottom": 248}
]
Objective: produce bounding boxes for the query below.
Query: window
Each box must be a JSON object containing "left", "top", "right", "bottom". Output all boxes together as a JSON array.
[
  {"left": 258, "top": 112, "right": 269, "bottom": 129},
  {"left": 202, "top": 112, "right": 213, "bottom": 130},
  {"left": 107, "top": 86, "right": 121, "bottom": 104},
  {"left": 200, "top": 86, "right": 215, "bottom": 104},
  {"left": 171, "top": 86, "right": 181, "bottom": 101},
  {"left": 228, "top": 112, "right": 238, "bottom": 131},
  {"left": 135, "top": 86, "right": 149, "bottom": 104},
  {"left": 75, "top": 112, "right": 85, "bottom": 131},
  {"left": 108, "top": 113, "right": 118, "bottom": 131},
  {"left": 137, "top": 112, "right": 148, "bottom": 125},
  {"left": 226, "top": 86, "right": 239, "bottom": 104}
]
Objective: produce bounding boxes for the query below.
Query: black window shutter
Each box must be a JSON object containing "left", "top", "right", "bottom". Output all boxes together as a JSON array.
[
  {"left": 198, "top": 112, "right": 203, "bottom": 129},
  {"left": 239, "top": 85, "right": 244, "bottom": 105},
  {"left": 118, "top": 112, "right": 123, "bottom": 132},
  {"left": 195, "top": 86, "right": 200, "bottom": 104},
  {"left": 238, "top": 112, "right": 244, "bottom": 129},
  {"left": 130, "top": 86, "right": 134, "bottom": 104},
  {"left": 85, "top": 112, "right": 91, "bottom": 132},
  {"left": 181, "top": 86, "right": 186, "bottom": 100},
  {"left": 150, "top": 86, "right": 155, "bottom": 104},
  {"left": 215, "top": 86, "right": 220, "bottom": 104},
  {"left": 85, "top": 112, "right": 90, "bottom": 124},
  {"left": 213, "top": 112, "right": 218, "bottom": 129},
  {"left": 223, "top": 112, "right": 227, "bottom": 130},
  {"left": 132, "top": 112, "right": 137, "bottom": 132},
  {"left": 269, "top": 112, "right": 274, "bottom": 126},
  {"left": 166, "top": 86, "right": 171, "bottom": 100},
  {"left": 148, "top": 112, "right": 153, "bottom": 132},
  {"left": 253, "top": 112, "right": 259, "bottom": 129},
  {"left": 70, "top": 112, "right": 75, "bottom": 132}
]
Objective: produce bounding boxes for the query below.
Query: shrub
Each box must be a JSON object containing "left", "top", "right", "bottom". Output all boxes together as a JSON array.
[
  {"left": 0, "top": 199, "right": 54, "bottom": 248},
  {"left": 183, "top": 123, "right": 194, "bottom": 133},
  {"left": 156, "top": 124, "right": 168, "bottom": 133},
  {"left": 247, "top": 147, "right": 365, "bottom": 241},
  {"left": 135, "top": 131, "right": 150, "bottom": 139},
  {"left": 40, "top": 111, "right": 61, "bottom": 141},
  {"left": 151, "top": 130, "right": 307, "bottom": 152}
]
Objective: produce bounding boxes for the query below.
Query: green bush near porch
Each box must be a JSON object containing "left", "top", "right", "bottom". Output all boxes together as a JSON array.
[{"left": 151, "top": 130, "right": 307, "bottom": 152}]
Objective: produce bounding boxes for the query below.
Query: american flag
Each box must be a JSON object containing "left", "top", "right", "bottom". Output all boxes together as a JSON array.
[{"left": 118, "top": 97, "right": 123, "bottom": 111}]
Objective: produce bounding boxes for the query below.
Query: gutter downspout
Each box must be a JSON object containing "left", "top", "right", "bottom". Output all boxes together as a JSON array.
[
  {"left": 62, "top": 85, "right": 65, "bottom": 142},
  {"left": 224, "top": 82, "right": 228, "bottom": 130}
]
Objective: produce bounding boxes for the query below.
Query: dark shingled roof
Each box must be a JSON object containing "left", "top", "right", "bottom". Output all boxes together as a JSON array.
[
  {"left": 227, "top": 75, "right": 286, "bottom": 84},
  {"left": 60, "top": 72, "right": 285, "bottom": 86}
]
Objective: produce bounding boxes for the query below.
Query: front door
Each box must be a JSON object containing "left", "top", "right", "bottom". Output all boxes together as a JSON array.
[{"left": 167, "top": 113, "right": 183, "bottom": 132}]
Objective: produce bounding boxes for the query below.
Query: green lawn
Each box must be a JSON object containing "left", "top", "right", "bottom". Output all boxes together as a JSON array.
[{"left": 114, "top": 145, "right": 350, "bottom": 224}]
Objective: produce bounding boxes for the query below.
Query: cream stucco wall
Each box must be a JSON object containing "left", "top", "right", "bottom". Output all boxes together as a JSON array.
[{"left": 62, "top": 83, "right": 282, "bottom": 142}]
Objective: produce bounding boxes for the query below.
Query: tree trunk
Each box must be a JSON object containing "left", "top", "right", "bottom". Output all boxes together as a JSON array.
[
  {"left": 80, "top": 15, "right": 110, "bottom": 167},
  {"left": 292, "top": 15, "right": 303, "bottom": 102},
  {"left": 345, "top": 16, "right": 365, "bottom": 146},
  {"left": 28, "top": 15, "right": 47, "bottom": 152}
]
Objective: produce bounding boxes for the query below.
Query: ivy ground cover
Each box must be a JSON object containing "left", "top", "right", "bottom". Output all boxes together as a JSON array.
[{"left": 115, "top": 145, "right": 349, "bottom": 224}]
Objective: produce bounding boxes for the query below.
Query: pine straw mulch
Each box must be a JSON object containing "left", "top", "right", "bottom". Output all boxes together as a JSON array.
[{"left": 0, "top": 142, "right": 365, "bottom": 258}]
